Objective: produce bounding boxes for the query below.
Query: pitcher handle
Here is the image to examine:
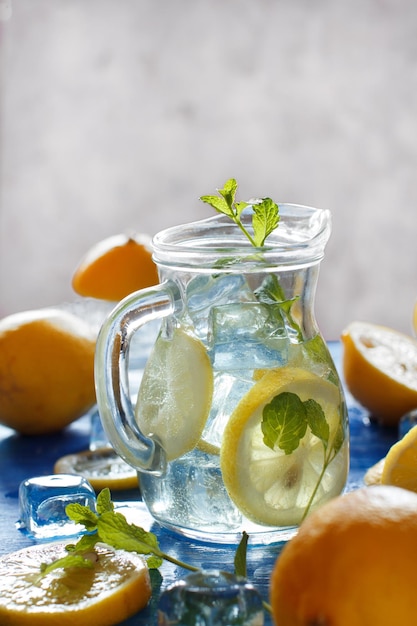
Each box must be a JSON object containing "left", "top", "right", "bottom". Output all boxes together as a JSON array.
[{"left": 94, "top": 280, "right": 181, "bottom": 476}]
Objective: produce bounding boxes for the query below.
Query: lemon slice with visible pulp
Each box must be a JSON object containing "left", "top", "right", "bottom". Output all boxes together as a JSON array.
[
  {"left": 136, "top": 327, "right": 213, "bottom": 461},
  {"left": 220, "top": 367, "right": 347, "bottom": 527},
  {"left": 54, "top": 448, "right": 139, "bottom": 491},
  {"left": 0, "top": 542, "right": 151, "bottom": 626}
]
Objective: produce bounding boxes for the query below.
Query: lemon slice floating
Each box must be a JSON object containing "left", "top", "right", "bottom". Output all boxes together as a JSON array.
[
  {"left": 136, "top": 327, "right": 213, "bottom": 461},
  {"left": 0, "top": 542, "right": 151, "bottom": 626},
  {"left": 220, "top": 367, "right": 347, "bottom": 527},
  {"left": 381, "top": 425, "right": 417, "bottom": 492},
  {"left": 54, "top": 448, "right": 139, "bottom": 491},
  {"left": 341, "top": 321, "right": 417, "bottom": 425}
]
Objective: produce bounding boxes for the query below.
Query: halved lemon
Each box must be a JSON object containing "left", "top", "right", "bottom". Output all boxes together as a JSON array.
[
  {"left": 72, "top": 233, "right": 159, "bottom": 302},
  {"left": 363, "top": 457, "right": 385, "bottom": 486},
  {"left": 0, "top": 542, "right": 151, "bottom": 625},
  {"left": 54, "top": 448, "right": 139, "bottom": 491},
  {"left": 341, "top": 321, "right": 417, "bottom": 425},
  {"left": 381, "top": 425, "right": 417, "bottom": 492},
  {"left": 220, "top": 367, "right": 347, "bottom": 527},
  {"left": 135, "top": 327, "right": 213, "bottom": 461}
]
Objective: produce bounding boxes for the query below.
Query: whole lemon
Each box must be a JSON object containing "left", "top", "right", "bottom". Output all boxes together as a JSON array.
[
  {"left": 270, "top": 485, "right": 417, "bottom": 626},
  {"left": 0, "top": 308, "right": 96, "bottom": 435}
]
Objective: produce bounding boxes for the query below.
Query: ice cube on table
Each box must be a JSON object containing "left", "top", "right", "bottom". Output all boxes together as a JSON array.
[
  {"left": 17, "top": 474, "right": 96, "bottom": 540},
  {"left": 158, "top": 569, "right": 264, "bottom": 625}
]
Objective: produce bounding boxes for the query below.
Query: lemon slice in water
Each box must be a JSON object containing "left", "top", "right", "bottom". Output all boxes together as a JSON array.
[
  {"left": 220, "top": 367, "right": 347, "bottom": 527},
  {"left": 136, "top": 327, "right": 213, "bottom": 461}
]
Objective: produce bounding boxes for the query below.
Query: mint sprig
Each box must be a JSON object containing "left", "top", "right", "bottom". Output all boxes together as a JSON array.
[
  {"left": 262, "top": 392, "right": 343, "bottom": 521},
  {"left": 40, "top": 488, "right": 252, "bottom": 580},
  {"left": 200, "top": 178, "right": 279, "bottom": 247}
]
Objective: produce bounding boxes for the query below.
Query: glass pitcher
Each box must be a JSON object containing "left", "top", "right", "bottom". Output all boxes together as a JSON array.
[{"left": 95, "top": 205, "right": 349, "bottom": 544}]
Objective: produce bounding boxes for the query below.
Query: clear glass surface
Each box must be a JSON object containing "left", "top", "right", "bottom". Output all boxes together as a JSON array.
[{"left": 95, "top": 206, "right": 349, "bottom": 543}]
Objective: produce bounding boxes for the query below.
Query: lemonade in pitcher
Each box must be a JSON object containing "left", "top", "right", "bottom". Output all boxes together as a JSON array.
[{"left": 95, "top": 179, "right": 349, "bottom": 544}]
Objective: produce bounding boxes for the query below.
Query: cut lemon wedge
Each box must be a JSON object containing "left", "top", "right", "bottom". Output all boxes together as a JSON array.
[
  {"left": 363, "top": 457, "right": 385, "bottom": 486},
  {"left": 341, "top": 321, "right": 417, "bottom": 425},
  {"left": 135, "top": 327, "right": 213, "bottom": 461},
  {"left": 72, "top": 233, "right": 158, "bottom": 301},
  {"left": 0, "top": 542, "right": 151, "bottom": 626},
  {"left": 220, "top": 367, "right": 347, "bottom": 527},
  {"left": 54, "top": 448, "right": 139, "bottom": 491},
  {"left": 381, "top": 425, "right": 417, "bottom": 492}
]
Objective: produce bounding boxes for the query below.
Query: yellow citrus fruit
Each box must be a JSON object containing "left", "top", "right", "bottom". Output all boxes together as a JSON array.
[
  {"left": 380, "top": 425, "right": 417, "bottom": 492},
  {"left": 0, "top": 308, "right": 96, "bottom": 435},
  {"left": 72, "top": 233, "right": 159, "bottom": 301},
  {"left": 363, "top": 457, "right": 385, "bottom": 486},
  {"left": 220, "top": 367, "right": 348, "bottom": 526},
  {"left": 0, "top": 542, "right": 151, "bottom": 626},
  {"left": 136, "top": 327, "right": 213, "bottom": 461},
  {"left": 54, "top": 448, "right": 139, "bottom": 491},
  {"left": 270, "top": 485, "right": 417, "bottom": 626},
  {"left": 341, "top": 321, "right": 417, "bottom": 425}
]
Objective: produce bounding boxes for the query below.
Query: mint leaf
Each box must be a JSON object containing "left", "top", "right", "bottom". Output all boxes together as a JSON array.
[
  {"left": 262, "top": 392, "right": 308, "bottom": 454},
  {"left": 40, "top": 554, "right": 94, "bottom": 576},
  {"left": 331, "top": 421, "right": 345, "bottom": 457},
  {"left": 218, "top": 178, "right": 238, "bottom": 206},
  {"left": 254, "top": 275, "right": 303, "bottom": 342},
  {"left": 234, "top": 531, "right": 249, "bottom": 578},
  {"left": 252, "top": 198, "right": 279, "bottom": 246},
  {"left": 96, "top": 487, "right": 114, "bottom": 514},
  {"left": 304, "top": 399, "right": 329, "bottom": 448},
  {"left": 97, "top": 510, "right": 163, "bottom": 568},
  {"left": 66, "top": 533, "right": 99, "bottom": 554},
  {"left": 200, "top": 194, "right": 232, "bottom": 216},
  {"left": 235, "top": 201, "right": 249, "bottom": 218},
  {"left": 66, "top": 503, "right": 98, "bottom": 531},
  {"left": 255, "top": 274, "right": 286, "bottom": 303}
]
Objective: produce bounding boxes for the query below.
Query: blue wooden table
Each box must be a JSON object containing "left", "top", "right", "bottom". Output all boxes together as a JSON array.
[{"left": 0, "top": 343, "right": 399, "bottom": 625}]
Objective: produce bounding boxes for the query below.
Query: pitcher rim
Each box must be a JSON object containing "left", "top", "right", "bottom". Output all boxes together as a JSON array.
[{"left": 152, "top": 203, "right": 332, "bottom": 269}]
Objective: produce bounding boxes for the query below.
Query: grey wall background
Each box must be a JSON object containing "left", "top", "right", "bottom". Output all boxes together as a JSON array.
[{"left": 1, "top": 0, "right": 417, "bottom": 340}]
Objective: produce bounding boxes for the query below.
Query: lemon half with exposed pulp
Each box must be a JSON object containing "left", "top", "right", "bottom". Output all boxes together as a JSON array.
[
  {"left": 220, "top": 367, "right": 347, "bottom": 526},
  {"left": 135, "top": 327, "right": 213, "bottom": 461},
  {"left": 0, "top": 542, "right": 151, "bottom": 625},
  {"left": 341, "top": 321, "right": 417, "bottom": 425}
]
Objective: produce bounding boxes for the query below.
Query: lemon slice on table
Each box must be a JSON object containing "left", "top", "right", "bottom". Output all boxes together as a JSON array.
[
  {"left": 380, "top": 425, "right": 417, "bottom": 492},
  {"left": 136, "top": 327, "right": 214, "bottom": 461},
  {"left": 54, "top": 448, "right": 139, "bottom": 491},
  {"left": 0, "top": 542, "right": 151, "bottom": 626},
  {"left": 341, "top": 321, "right": 417, "bottom": 425},
  {"left": 220, "top": 367, "right": 347, "bottom": 527}
]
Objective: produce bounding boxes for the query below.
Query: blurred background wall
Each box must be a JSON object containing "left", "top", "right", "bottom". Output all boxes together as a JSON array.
[{"left": 1, "top": 0, "right": 416, "bottom": 339}]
